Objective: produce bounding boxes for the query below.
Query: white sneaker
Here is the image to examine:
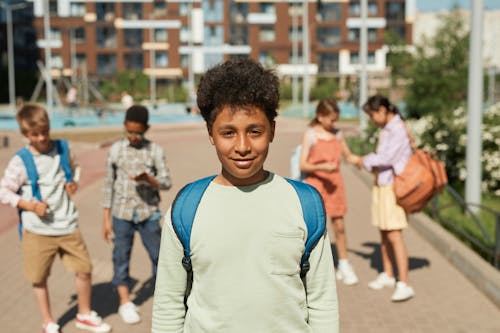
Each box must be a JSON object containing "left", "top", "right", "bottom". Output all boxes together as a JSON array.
[
  {"left": 43, "top": 322, "right": 60, "bottom": 333},
  {"left": 368, "top": 272, "right": 396, "bottom": 290},
  {"left": 75, "top": 310, "right": 112, "bottom": 332},
  {"left": 336, "top": 263, "right": 359, "bottom": 285},
  {"left": 119, "top": 301, "right": 141, "bottom": 324},
  {"left": 391, "top": 281, "right": 415, "bottom": 302}
]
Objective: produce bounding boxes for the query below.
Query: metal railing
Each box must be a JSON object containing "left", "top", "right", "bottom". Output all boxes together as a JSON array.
[{"left": 429, "top": 185, "right": 500, "bottom": 269}]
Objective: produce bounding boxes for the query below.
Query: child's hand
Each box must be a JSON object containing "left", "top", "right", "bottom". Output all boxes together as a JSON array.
[
  {"left": 103, "top": 219, "right": 113, "bottom": 243},
  {"left": 320, "top": 161, "right": 338, "bottom": 173},
  {"left": 32, "top": 200, "right": 48, "bottom": 217},
  {"left": 65, "top": 181, "right": 78, "bottom": 195},
  {"left": 132, "top": 172, "right": 149, "bottom": 182}
]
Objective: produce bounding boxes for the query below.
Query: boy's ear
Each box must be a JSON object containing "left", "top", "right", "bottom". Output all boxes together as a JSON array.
[{"left": 269, "top": 121, "right": 276, "bottom": 142}]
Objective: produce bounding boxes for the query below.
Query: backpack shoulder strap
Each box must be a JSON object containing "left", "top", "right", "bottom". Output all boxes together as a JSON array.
[
  {"left": 16, "top": 147, "right": 42, "bottom": 202},
  {"left": 285, "top": 178, "right": 326, "bottom": 278},
  {"left": 171, "top": 175, "right": 217, "bottom": 270},
  {"left": 54, "top": 139, "right": 73, "bottom": 183}
]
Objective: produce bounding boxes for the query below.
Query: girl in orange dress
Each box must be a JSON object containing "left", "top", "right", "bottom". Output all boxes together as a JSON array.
[{"left": 300, "top": 98, "right": 359, "bottom": 285}]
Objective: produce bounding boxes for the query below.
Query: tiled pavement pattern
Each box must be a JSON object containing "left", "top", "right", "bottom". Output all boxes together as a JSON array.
[{"left": 0, "top": 118, "right": 499, "bottom": 333}]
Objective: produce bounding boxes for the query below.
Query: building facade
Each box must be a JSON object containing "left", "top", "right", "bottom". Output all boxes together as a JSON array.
[{"left": 25, "top": 0, "right": 414, "bottom": 84}]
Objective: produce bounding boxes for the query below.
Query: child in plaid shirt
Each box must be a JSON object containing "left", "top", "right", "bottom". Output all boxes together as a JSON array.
[{"left": 102, "top": 104, "right": 172, "bottom": 324}]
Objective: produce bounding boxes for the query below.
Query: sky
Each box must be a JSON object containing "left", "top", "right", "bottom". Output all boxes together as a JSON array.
[{"left": 418, "top": 0, "right": 500, "bottom": 12}]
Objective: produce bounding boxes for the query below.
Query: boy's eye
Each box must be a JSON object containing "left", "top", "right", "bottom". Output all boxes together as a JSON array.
[
  {"left": 221, "top": 130, "right": 235, "bottom": 137},
  {"left": 249, "top": 129, "right": 263, "bottom": 136}
]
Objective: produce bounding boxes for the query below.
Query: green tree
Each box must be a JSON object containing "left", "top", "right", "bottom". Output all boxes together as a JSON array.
[
  {"left": 384, "top": 30, "right": 413, "bottom": 85},
  {"left": 406, "top": 10, "right": 469, "bottom": 118}
]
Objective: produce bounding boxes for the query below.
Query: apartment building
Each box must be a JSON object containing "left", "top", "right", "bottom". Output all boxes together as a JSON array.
[{"left": 22, "top": 0, "right": 414, "bottom": 84}]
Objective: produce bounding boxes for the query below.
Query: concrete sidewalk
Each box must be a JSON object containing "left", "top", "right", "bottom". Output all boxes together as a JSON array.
[{"left": 0, "top": 118, "right": 499, "bottom": 332}]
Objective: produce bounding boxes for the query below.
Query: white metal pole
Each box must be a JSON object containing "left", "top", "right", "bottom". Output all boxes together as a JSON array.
[
  {"left": 292, "top": 3, "right": 298, "bottom": 105},
  {"left": 188, "top": 1, "right": 194, "bottom": 110},
  {"left": 43, "top": 0, "right": 53, "bottom": 114},
  {"left": 149, "top": 24, "right": 156, "bottom": 106},
  {"left": 359, "top": 0, "right": 368, "bottom": 135},
  {"left": 5, "top": 6, "right": 15, "bottom": 110},
  {"left": 465, "top": 0, "right": 484, "bottom": 209},
  {"left": 302, "top": 0, "right": 309, "bottom": 117},
  {"left": 70, "top": 28, "right": 76, "bottom": 84}
]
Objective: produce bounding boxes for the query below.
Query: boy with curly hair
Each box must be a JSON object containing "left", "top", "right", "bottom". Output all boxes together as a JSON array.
[
  {"left": 0, "top": 104, "right": 111, "bottom": 333},
  {"left": 152, "top": 59, "right": 339, "bottom": 332}
]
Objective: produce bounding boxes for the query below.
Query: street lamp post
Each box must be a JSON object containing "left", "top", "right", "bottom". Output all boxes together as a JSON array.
[{"left": 0, "top": 1, "right": 31, "bottom": 110}]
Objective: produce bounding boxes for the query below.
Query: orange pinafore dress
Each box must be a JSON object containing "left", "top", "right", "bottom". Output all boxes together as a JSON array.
[{"left": 304, "top": 130, "right": 347, "bottom": 218}]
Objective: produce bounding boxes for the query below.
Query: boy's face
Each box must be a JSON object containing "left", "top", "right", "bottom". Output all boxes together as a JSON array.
[
  {"left": 25, "top": 126, "right": 51, "bottom": 154},
  {"left": 209, "top": 106, "right": 275, "bottom": 186},
  {"left": 124, "top": 120, "right": 149, "bottom": 147}
]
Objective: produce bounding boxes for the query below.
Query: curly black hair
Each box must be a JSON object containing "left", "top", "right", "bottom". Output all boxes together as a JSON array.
[{"left": 196, "top": 58, "right": 280, "bottom": 130}]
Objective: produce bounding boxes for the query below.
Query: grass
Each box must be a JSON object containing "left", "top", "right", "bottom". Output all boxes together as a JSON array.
[{"left": 429, "top": 191, "right": 499, "bottom": 263}]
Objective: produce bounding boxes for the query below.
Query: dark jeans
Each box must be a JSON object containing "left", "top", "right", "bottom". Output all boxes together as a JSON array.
[{"left": 112, "top": 211, "right": 162, "bottom": 286}]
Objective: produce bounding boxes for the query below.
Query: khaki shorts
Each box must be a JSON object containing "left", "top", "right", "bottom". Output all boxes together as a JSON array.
[
  {"left": 22, "top": 230, "right": 92, "bottom": 284},
  {"left": 371, "top": 185, "right": 408, "bottom": 231}
]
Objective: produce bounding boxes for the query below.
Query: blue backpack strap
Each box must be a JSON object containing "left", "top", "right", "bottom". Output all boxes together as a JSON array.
[
  {"left": 171, "top": 175, "right": 217, "bottom": 270},
  {"left": 285, "top": 178, "right": 326, "bottom": 279},
  {"left": 16, "top": 147, "right": 41, "bottom": 239},
  {"left": 54, "top": 139, "right": 73, "bottom": 183},
  {"left": 171, "top": 175, "right": 216, "bottom": 308},
  {"left": 16, "top": 148, "right": 42, "bottom": 202}
]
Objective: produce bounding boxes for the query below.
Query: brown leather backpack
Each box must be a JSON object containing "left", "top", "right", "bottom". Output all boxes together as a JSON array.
[{"left": 393, "top": 124, "right": 448, "bottom": 213}]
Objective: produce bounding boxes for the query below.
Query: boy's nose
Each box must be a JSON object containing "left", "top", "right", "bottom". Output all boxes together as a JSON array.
[{"left": 235, "top": 134, "right": 251, "bottom": 154}]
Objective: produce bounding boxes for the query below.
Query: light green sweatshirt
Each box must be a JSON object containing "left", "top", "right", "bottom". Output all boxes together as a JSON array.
[{"left": 152, "top": 173, "right": 339, "bottom": 333}]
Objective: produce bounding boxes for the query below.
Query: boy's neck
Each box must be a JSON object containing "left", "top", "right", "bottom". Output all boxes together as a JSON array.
[{"left": 216, "top": 170, "right": 270, "bottom": 187}]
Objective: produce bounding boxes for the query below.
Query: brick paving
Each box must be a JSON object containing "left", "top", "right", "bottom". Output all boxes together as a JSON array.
[{"left": 0, "top": 118, "right": 499, "bottom": 332}]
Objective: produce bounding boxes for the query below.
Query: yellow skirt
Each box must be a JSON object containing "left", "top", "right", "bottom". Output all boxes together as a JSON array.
[{"left": 371, "top": 185, "right": 408, "bottom": 230}]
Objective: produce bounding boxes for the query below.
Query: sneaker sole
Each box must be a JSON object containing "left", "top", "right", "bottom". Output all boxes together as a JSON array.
[
  {"left": 391, "top": 292, "right": 415, "bottom": 302},
  {"left": 75, "top": 322, "right": 111, "bottom": 333}
]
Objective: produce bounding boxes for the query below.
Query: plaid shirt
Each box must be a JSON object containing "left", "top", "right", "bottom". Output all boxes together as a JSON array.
[{"left": 102, "top": 139, "right": 172, "bottom": 222}]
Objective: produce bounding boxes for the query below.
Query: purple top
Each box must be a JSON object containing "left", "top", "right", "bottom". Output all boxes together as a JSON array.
[{"left": 362, "top": 114, "right": 412, "bottom": 185}]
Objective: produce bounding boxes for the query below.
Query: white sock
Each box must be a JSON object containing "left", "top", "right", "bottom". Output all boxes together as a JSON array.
[{"left": 338, "top": 259, "right": 349, "bottom": 268}]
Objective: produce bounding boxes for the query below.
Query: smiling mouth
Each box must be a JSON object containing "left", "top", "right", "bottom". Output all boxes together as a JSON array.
[{"left": 232, "top": 158, "right": 254, "bottom": 168}]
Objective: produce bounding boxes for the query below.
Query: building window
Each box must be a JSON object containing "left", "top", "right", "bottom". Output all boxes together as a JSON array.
[
  {"left": 123, "top": 3, "right": 142, "bottom": 20},
  {"left": 318, "top": 3, "right": 341, "bottom": 22},
  {"left": 230, "top": 26, "right": 248, "bottom": 45},
  {"left": 350, "top": 52, "right": 376, "bottom": 65},
  {"left": 73, "top": 28, "right": 85, "bottom": 44},
  {"left": 289, "top": 50, "right": 303, "bottom": 64},
  {"left": 259, "top": 51, "right": 275, "bottom": 68},
  {"left": 49, "top": 28, "right": 61, "bottom": 41},
  {"left": 203, "top": 0, "right": 223, "bottom": 23},
  {"left": 204, "top": 26, "right": 224, "bottom": 45},
  {"left": 70, "top": 3, "right": 86, "bottom": 17},
  {"left": 259, "top": 26, "right": 275, "bottom": 42},
  {"left": 51, "top": 54, "right": 63, "bottom": 68},
  {"left": 155, "top": 52, "right": 168, "bottom": 67},
  {"left": 96, "top": 27, "right": 116, "bottom": 48},
  {"left": 288, "top": 26, "right": 303, "bottom": 42},
  {"left": 97, "top": 54, "right": 117, "bottom": 75},
  {"left": 96, "top": 3, "right": 115, "bottom": 22},
  {"left": 386, "top": 2, "right": 405, "bottom": 21},
  {"left": 179, "top": 3, "right": 189, "bottom": 16},
  {"left": 349, "top": 1, "right": 379, "bottom": 17},
  {"left": 180, "top": 54, "right": 189, "bottom": 68},
  {"left": 259, "top": 3, "right": 275, "bottom": 14},
  {"left": 153, "top": 1, "right": 167, "bottom": 17},
  {"left": 76, "top": 53, "right": 86, "bottom": 66},
  {"left": 124, "top": 29, "right": 143, "bottom": 48},
  {"left": 154, "top": 29, "right": 168, "bottom": 42},
  {"left": 288, "top": 3, "right": 303, "bottom": 17},
  {"left": 318, "top": 53, "right": 339, "bottom": 73},
  {"left": 230, "top": 2, "right": 248, "bottom": 23},
  {"left": 317, "top": 27, "right": 341, "bottom": 47},
  {"left": 180, "top": 27, "right": 190, "bottom": 43},
  {"left": 124, "top": 52, "right": 143, "bottom": 70},
  {"left": 205, "top": 54, "right": 224, "bottom": 69},
  {"left": 49, "top": 0, "right": 57, "bottom": 16},
  {"left": 348, "top": 28, "right": 378, "bottom": 42}
]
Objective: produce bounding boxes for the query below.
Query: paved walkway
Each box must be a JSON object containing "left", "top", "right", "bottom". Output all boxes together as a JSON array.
[{"left": 0, "top": 118, "right": 499, "bottom": 332}]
